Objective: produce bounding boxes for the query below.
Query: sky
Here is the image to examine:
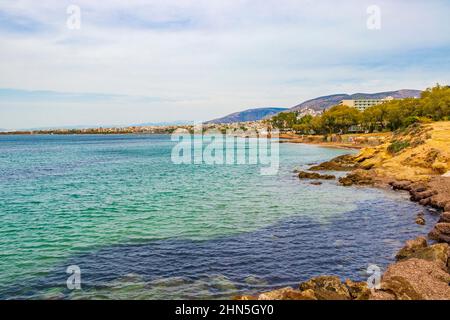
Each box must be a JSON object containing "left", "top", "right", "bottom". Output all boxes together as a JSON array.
[{"left": 0, "top": 0, "right": 449, "bottom": 129}]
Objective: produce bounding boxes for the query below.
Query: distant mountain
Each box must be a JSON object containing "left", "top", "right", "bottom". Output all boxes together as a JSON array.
[
  {"left": 290, "top": 89, "right": 422, "bottom": 113},
  {"left": 206, "top": 107, "right": 288, "bottom": 124}
]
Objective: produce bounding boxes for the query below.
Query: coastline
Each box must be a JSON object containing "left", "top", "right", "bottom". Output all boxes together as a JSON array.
[{"left": 236, "top": 122, "right": 450, "bottom": 300}]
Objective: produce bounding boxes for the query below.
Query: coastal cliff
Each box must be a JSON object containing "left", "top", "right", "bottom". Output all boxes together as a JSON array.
[{"left": 236, "top": 121, "right": 450, "bottom": 300}]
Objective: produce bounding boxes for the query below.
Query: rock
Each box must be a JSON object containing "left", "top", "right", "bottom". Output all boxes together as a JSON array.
[
  {"left": 338, "top": 171, "right": 374, "bottom": 187},
  {"left": 310, "top": 181, "right": 323, "bottom": 185},
  {"left": 344, "top": 279, "right": 370, "bottom": 300},
  {"left": 298, "top": 171, "right": 335, "bottom": 180},
  {"left": 410, "top": 190, "right": 436, "bottom": 202},
  {"left": 339, "top": 176, "right": 354, "bottom": 187},
  {"left": 299, "top": 276, "right": 351, "bottom": 300},
  {"left": 429, "top": 223, "right": 450, "bottom": 243},
  {"left": 419, "top": 198, "right": 432, "bottom": 206},
  {"left": 308, "top": 154, "right": 357, "bottom": 171},
  {"left": 415, "top": 216, "right": 426, "bottom": 225},
  {"left": 256, "top": 287, "right": 317, "bottom": 300},
  {"left": 395, "top": 236, "right": 428, "bottom": 260},
  {"left": 438, "top": 212, "right": 450, "bottom": 223},
  {"left": 390, "top": 180, "right": 412, "bottom": 191},
  {"left": 445, "top": 203, "right": 450, "bottom": 212},
  {"left": 432, "top": 222, "right": 450, "bottom": 235},
  {"left": 233, "top": 295, "right": 257, "bottom": 300},
  {"left": 379, "top": 258, "right": 450, "bottom": 300},
  {"left": 397, "top": 242, "right": 449, "bottom": 270},
  {"left": 369, "top": 290, "right": 396, "bottom": 300}
]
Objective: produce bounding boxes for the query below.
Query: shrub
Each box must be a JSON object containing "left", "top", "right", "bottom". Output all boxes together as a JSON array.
[{"left": 388, "top": 140, "right": 410, "bottom": 154}]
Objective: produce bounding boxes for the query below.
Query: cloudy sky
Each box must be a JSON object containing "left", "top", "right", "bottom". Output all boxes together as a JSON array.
[{"left": 0, "top": 0, "right": 449, "bottom": 129}]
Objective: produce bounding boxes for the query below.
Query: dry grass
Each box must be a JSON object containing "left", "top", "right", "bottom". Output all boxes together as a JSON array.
[{"left": 354, "top": 121, "right": 450, "bottom": 181}]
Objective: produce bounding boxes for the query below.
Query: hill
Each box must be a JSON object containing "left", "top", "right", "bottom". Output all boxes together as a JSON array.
[
  {"left": 290, "top": 89, "right": 422, "bottom": 113},
  {"left": 205, "top": 107, "right": 288, "bottom": 124}
]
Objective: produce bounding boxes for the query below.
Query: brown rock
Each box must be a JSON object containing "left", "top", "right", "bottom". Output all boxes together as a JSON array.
[
  {"left": 429, "top": 223, "right": 450, "bottom": 243},
  {"left": 310, "top": 181, "right": 323, "bottom": 185},
  {"left": 438, "top": 212, "right": 450, "bottom": 223},
  {"left": 257, "top": 287, "right": 317, "bottom": 300},
  {"left": 397, "top": 243, "right": 449, "bottom": 270},
  {"left": 299, "top": 276, "right": 351, "bottom": 300},
  {"left": 309, "top": 154, "right": 357, "bottom": 171},
  {"left": 380, "top": 258, "right": 450, "bottom": 300},
  {"left": 298, "top": 171, "right": 335, "bottom": 180},
  {"left": 390, "top": 180, "right": 412, "bottom": 191},
  {"left": 338, "top": 170, "right": 374, "bottom": 187},
  {"left": 233, "top": 295, "right": 257, "bottom": 300},
  {"left": 395, "top": 236, "right": 428, "bottom": 260},
  {"left": 344, "top": 279, "right": 370, "bottom": 300},
  {"left": 369, "top": 290, "right": 396, "bottom": 300},
  {"left": 419, "top": 198, "right": 432, "bottom": 206},
  {"left": 410, "top": 190, "right": 436, "bottom": 202},
  {"left": 433, "top": 223, "right": 450, "bottom": 235},
  {"left": 445, "top": 203, "right": 450, "bottom": 212},
  {"left": 415, "top": 216, "right": 426, "bottom": 225}
]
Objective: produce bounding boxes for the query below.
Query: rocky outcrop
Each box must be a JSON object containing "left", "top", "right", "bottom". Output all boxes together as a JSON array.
[
  {"left": 373, "top": 258, "right": 450, "bottom": 300},
  {"left": 388, "top": 178, "right": 450, "bottom": 244},
  {"left": 429, "top": 223, "right": 450, "bottom": 243},
  {"left": 338, "top": 170, "right": 374, "bottom": 186},
  {"left": 298, "top": 276, "right": 351, "bottom": 300},
  {"left": 308, "top": 154, "right": 357, "bottom": 171},
  {"left": 395, "top": 237, "right": 448, "bottom": 270},
  {"left": 235, "top": 276, "right": 370, "bottom": 301},
  {"left": 438, "top": 212, "right": 450, "bottom": 223},
  {"left": 395, "top": 236, "right": 428, "bottom": 260},
  {"left": 234, "top": 287, "right": 317, "bottom": 301},
  {"left": 415, "top": 212, "right": 426, "bottom": 225},
  {"left": 298, "top": 171, "right": 335, "bottom": 180}
]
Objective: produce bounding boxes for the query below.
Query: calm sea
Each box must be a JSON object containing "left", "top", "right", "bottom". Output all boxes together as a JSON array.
[{"left": 0, "top": 134, "right": 438, "bottom": 299}]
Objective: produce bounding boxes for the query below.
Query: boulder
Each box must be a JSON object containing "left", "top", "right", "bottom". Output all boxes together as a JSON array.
[
  {"left": 369, "top": 290, "right": 396, "bottom": 300},
  {"left": 308, "top": 154, "right": 357, "bottom": 171},
  {"left": 299, "top": 276, "right": 351, "bottom": 300},
  {"left": 415, "top": 216, "right": 426, "bottom": 225},
  {"left": 256, "top": 287, "right": 317, "bottom": 300},
  {"left": 438, "top": 212, "right": 450, "bottom": 223},
  {"left": 395, "top": 236, "right": 427, "bottom": 260},
  {"left": 410, "top": 190, "right": 436, "bottom": 202},
  {"left": 429, "top": 223, "right": 450, "bottom": 243},
  {"left": 390, "top": 180, "right": 412, "bottom": 191},
  {"left": 419, "top": 198, "right": 432, "bottom": 206},
  {"left": 339, "top": 171, "right": 374, "bottom": 187},
  {"left": 298, "top": 171, "right": 335, "bottom": 180},
  {"left": 397, "top": 243, "right": 449, "bottom": 270},
  {"left": 379, "top": 258, "right": 450, "bottom": 300},
  {"left": 344, "top": 279, "right": 370, "bottom": 300}
]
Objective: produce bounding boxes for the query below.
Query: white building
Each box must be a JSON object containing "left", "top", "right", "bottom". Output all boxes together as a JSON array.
[{"left": 340, "top": 96, "right": 394, "bottom": 111}]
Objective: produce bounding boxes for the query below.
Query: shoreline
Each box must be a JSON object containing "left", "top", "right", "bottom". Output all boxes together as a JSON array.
[{"left": 236, "top": 122, "right": 450, "bottom": 300}]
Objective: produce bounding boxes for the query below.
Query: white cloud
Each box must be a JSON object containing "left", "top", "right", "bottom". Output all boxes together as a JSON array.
[{"left": 0, "top": 0, "right": 449, "bottom": 128}]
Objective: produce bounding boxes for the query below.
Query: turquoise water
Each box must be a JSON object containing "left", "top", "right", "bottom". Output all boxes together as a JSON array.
[{"left": 0, "top": 135, "right": 437, "bottom": 299}]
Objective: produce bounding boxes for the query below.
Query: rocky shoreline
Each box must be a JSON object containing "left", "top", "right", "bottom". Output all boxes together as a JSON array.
[{"left": 236, "top": 122, "right": 450, "bottom": 300}]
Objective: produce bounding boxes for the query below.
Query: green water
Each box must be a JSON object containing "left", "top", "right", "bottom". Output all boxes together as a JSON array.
[{"left": 0, "top": 134, "right": 433, "bottom": 299}]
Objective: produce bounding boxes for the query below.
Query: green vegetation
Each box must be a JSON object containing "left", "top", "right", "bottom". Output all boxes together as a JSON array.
[
  {"left": 271, "top": 85, "right": 450, "bottom": 134},
  {"left": 387, "top": 140, "right": 410, "bottom": 154}
]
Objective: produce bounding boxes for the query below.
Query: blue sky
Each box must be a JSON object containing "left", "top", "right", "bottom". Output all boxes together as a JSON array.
[{"left": 0, "top": 0, "right": 449, "bottom": 129}]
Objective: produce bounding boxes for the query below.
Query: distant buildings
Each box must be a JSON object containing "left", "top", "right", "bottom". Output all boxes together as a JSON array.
[{"left": 340, "top": 96, "right": 394, "bottom": 111}]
